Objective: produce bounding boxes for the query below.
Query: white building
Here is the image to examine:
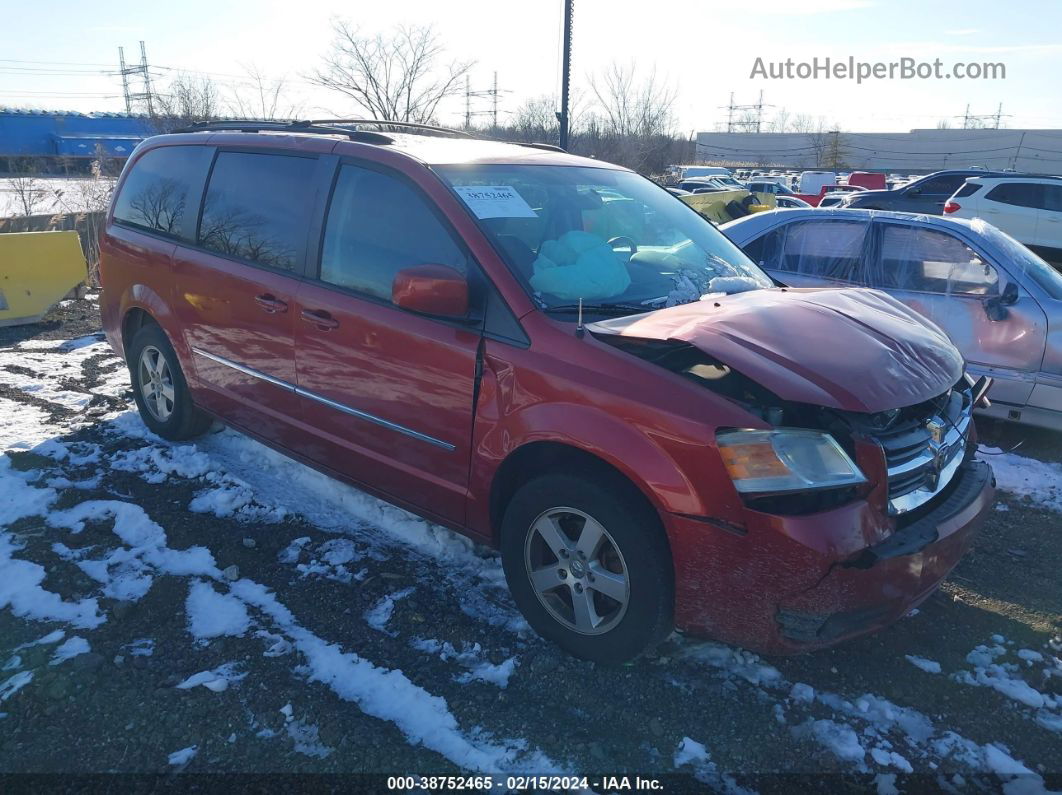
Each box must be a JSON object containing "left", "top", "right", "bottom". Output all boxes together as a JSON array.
[{"left": 695, "top": 128, "right": 1062, "bottom": 174}]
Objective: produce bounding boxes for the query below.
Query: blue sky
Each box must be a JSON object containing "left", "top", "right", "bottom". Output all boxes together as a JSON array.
[{"left": 2, "top": 0, "right": 1060, "bottom": 132}]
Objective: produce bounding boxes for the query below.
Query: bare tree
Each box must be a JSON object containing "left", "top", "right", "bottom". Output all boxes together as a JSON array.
[
  {"left": 588, "top": 63, "right": 676, "bottom": 139},
  {"left": 310, "top": 21, "right": 473, "bottom": 123},
  {"left": 766, "top": 108, "right": 791, "bottom": 133},
  {"left": 5, "top": 159, "right": 48, "bottom": 217},
  {"left": 151, "top": 73, "right": 221, "bottom": 131},
  {"left": 584, "top": 63, "right": 679, "bottom": 174},
  {"left": 510, "top": 95, "right": 559, "bottom": 140},
  {"left": 227, "top": 65, "right": 304, "bottom": 120}
]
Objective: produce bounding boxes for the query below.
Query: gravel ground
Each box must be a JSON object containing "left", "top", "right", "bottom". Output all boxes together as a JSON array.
[{"left": 0, "top": 294, "right": 1059, "bottom": 793}]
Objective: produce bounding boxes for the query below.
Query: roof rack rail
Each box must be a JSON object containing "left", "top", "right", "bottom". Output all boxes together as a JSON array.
[
  {"left": 174, "top": 119, "right": 393, "bottom": 144},
  {"left": 512, "top": 141, "right": 567, "bottom": 153},
  {"left": 172, "top": 118, "right": 570, "bottom": 154},
  {"left": 305, "top": 119, "right": 474, "bottom": 138}
]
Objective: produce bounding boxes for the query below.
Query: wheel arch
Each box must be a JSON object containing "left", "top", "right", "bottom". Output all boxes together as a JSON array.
[
  {"left": 121, "top": 306, "right": 158, "bottom": 359},
  {"left": 115, "top": 284, "right": 190, "bottom": 371},
  {"left": 488, "top": 440, "right": 670, "bottom": 550}
]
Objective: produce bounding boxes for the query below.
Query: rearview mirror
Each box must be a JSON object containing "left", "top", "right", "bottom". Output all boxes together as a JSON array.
[{"left": 392, "top": 265, "right": 469, "bottom": 319}]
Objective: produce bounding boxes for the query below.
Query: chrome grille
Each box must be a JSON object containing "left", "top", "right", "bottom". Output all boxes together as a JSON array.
[{"left": 874, "top": 388, "right": 973, "bottom": 515}]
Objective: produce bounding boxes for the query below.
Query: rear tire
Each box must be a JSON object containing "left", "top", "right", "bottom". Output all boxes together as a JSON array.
[
  {"left": 500, "top": 470, "right": 673, "bottom": 664},
  {"left": 127, "top": 323, "right": 211, "bottom": 441}
]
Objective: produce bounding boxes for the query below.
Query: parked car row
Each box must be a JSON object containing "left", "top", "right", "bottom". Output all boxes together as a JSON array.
[{"left": 102, "top": 123, "right": 997, "bottom": 662}]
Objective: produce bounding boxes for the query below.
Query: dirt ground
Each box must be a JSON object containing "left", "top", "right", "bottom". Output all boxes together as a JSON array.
[{"left": 0, "top": 294, "right": 1059, "bottom": 793}]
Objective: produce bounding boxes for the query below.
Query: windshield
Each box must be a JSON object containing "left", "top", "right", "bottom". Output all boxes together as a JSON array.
[
  {"left": 435, "top": 164, "right": 772, "bottom": 313},
  {"left": 977, "top": 220, "right": 1062, "bottom": 300}
]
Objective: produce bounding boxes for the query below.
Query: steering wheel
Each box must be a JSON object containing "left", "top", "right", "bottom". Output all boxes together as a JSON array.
[{"left": 607, "top": 236, "right": 639, "bottom": 257}]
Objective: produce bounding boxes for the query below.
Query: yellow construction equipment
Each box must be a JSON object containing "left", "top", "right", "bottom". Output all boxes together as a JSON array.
[
  {"left": 0, "top": 231, "right": 87, "bottom": 327},
  {"left": 680, "top": 190, "right": 776, "bottom": 224}
]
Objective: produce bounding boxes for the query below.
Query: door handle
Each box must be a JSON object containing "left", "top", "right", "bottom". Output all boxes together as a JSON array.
[
  {"left": 254, "top": 294, "right": 288, "bottom": 314},
  {"left": 300, "top": 309, "right": 339, "bottom": 330}
]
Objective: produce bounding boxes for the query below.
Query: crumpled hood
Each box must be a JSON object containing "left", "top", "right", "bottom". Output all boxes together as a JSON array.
[{"left": 589, "top": 287, "right": 964, "bottom": 413}]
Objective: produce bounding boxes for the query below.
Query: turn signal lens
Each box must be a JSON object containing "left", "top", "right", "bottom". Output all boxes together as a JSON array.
[{"left": 717, "top": 429, "right": 867, "bottom": 494}]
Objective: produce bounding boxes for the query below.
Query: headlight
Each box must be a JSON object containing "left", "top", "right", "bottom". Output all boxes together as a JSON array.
[{"left": 716, "top": 429, "right": 866, "bottom": 494}]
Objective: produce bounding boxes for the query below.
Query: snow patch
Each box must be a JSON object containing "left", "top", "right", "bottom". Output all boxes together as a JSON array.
[
  {"left": 365, "top": 587, "right": 414, "bottom": 635},
  {"left": 980, "top": 447, "right": 1062, "bottom": 512},
  {"left": 176, "top": 663, "right": 246, "bottom": 693},
  {"left": 186, "top": 580, "right": 250, "bottom": 640},
  {"left": 905, "top": 655, "right": 942, "bottom": 674},
  {"left": 412, "top": 639, "right": 518, "bottom": 688},
  {"left": 167, "top": 745, "right": 198, "bottom": 766},
  {"left": 48, "top": 635, "right": 90, "bottom": 665}
]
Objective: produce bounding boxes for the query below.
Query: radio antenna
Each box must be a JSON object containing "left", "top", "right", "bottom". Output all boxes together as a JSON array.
[{"left": 575, "top": 297, "right": 585, "bottom": 338}]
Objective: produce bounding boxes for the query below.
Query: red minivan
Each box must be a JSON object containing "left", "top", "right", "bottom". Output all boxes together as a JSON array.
[{"left": 99, "top": 121, "right": 995, "bottom": 662}]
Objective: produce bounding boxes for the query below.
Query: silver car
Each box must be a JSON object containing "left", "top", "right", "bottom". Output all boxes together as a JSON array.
[{"left": 723, "top": 208, "right": 1062, "bottom": 431}]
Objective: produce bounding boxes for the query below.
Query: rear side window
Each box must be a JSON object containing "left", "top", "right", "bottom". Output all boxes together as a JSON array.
[
  {"left": 916, "top": 175, "right": 967, "bottom": 195},
  {"left": 874, "top": 225, "right": 998, "bottom": 295},
  {"left": 953, "top": 182, "right": 982, "bottom": 199},
  {"left": 1042, "top": 184, "right": 1062, "bottom": 212},
  {"left": 198, "top": 152, "right": 317, "bottom": 272},
  {"left": 985, "top": 182, "right": 1044, "bottom": 209},
  {"left": 754, "top": 220, "right": 867, "bottom": 282},
  {"left": 318, "top": 164, "right": 468, "bottom": 301},
  {"left": 112, "top": 146, "right": 212, "bottom": 240}
]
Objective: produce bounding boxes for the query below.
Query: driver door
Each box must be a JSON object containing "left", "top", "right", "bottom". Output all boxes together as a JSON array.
[
  {"left": 864, "top": 221, "right": 1048, "bottom": 406},
  {"left": 292, "top": 161, "right": 482, "bottom": 525}
]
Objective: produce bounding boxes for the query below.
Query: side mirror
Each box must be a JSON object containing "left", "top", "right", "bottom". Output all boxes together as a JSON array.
[
  {"left": 983, "top": 281, "right": 1019, "bottom": 321},
  {"left": 905, "top": 187, "right": 921, "bottom": 197},
  {"left": 1001, "top": 280, "right": 1019, "bottom": 305},
  {"left": 392, "top": 265, "right": 469, "bottom": 319}
]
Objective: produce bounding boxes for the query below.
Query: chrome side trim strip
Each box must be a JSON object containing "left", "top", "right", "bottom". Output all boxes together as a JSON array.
[
  {"left": 191, "top": 347, "right": 454, "bottom": 451},
  {"left": 294, "top": 386, "right": 456, "bottom": 451},
  {"left": 192, "top": 346, "right": 294, "bottom": 392}
]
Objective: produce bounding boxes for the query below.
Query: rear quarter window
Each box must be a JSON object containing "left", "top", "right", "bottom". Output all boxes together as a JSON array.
[{"left": 112, "top": 145, "right": 213, "bottom": 240}]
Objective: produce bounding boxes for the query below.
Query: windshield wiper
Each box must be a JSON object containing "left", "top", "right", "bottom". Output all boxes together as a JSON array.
[{"left": 542, "top": 303, "right": 653, "bottom": 317}]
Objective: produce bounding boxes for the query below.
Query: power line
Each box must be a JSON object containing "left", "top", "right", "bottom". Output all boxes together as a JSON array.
[
  {"left": 721, "top": 91, "right": 772, "bottom": 133},
  {"left": 957, "top": 103, "right": 1010, "bottom": 129},
  {"left": 118, "top": 41, "right": 154, "bottom": 115}
]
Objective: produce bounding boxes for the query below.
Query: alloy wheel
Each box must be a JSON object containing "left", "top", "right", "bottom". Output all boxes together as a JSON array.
[
  {"left": 138, "top": 345, "right": 175, "bottom": 421},
  {"left": 524, "top": 507, "right": 630, "bottom": 635}
]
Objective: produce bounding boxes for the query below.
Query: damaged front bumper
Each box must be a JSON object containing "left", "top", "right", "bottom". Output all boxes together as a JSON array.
[{"left": 669, "top": 459, "right": 995, "bottom": 655}]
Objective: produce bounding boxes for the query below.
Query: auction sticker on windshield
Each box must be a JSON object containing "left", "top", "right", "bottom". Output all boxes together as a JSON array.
[{"left": 452, "top": 185, "right": 538, "bottom": 219}]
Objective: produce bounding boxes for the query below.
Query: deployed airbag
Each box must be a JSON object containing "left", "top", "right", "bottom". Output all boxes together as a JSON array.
[{"left": 529, "top": 230, "right": 632, "bottom": 300}]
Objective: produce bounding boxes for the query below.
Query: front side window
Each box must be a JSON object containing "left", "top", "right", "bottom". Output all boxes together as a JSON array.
[
  {"left": 975, "top": 220, "right": 1062, "bottom": 300},
  {"left": 319, "top": 164, "right": 469, "bottom": 301},
  {"left": 435, "top": 164, "right": 771, "bottom": 313},
  {"left": 112, "top": 145, "right": 212, "bottom": 239},
  {"left": 985, "top": 182, "right": 1044, "bottom": 209},
  {"left": 874, "top": 224, "right": 998, "bottom": 295},
  {"left": 754, "top": 220, "right": 867, "bottom": 282},
  {"left": 198, "top": 152, "right": 317, "bottom": 271}
]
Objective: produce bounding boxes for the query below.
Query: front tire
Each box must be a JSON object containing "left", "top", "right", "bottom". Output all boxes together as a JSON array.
[
  {"left": 127, "top": 323, "right": 211, "bottom": 441},
  {"left": 501, "top": 470, "right": 673, "bottom": 663}
]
